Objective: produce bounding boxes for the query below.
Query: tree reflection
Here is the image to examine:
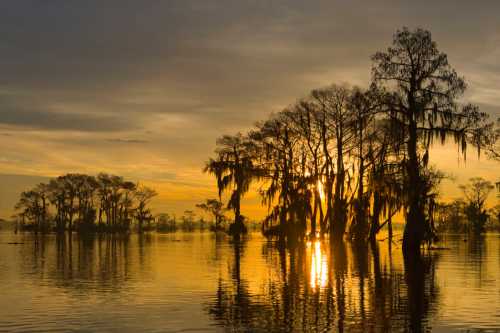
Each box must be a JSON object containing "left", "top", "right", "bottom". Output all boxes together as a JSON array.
[
  {"left": 208, "top": 239, "right": 269, "bottom": 330},
  {"left": 18, "top": 233, "right": 152, "bottom": 292},
  {"left": 207, "top": 239, "right": 440, "bottom": 332},
  {"left": 404, "top": 251, "right": 439, "bottom": 332}
]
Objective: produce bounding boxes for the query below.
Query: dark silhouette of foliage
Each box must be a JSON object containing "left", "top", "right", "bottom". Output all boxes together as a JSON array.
[
  {"left": 371, "top": 27, "right": 489, "bottom": 254},
  {"left": 180, "top": 210, "right": 196, "bottom": 231},
  {"left": 155, "top": 213, "right": 177, "bottom": 232},
  {"left": 204, "top": 133, "right": 264, "bottom": 238},
  {"left": 14, "top": 173, "right": 157, "bottom": 233},
  {"left": 196, "top": 199, "right": 227, "bottom": 231},
  {"left": 133, "top": 185, "right": 157, "bottom": 231},
  {"left": 460, "top": 177, "right": 494, "bottom": 233},
  {"left": 203, "top": 27, "right": 492, "bottom": 256}
]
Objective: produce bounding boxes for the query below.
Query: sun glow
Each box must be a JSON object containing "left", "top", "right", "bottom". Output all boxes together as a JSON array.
[
  {"left": 309, "top": 240, "right": 328, "bottom": 290},
  {"left": 317, "top": 180, "right": 325, "bottom": 201}
]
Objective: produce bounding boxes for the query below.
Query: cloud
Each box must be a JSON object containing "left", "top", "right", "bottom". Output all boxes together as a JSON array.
[
  {"left": 1, "top": 0, "right": 499, "bottom": 135},
  {"left": 0, "top": 107, "right": 139, "bottom": 132},
  {"left": 106, "top": 138, "right": 149, "bottom": 144}
]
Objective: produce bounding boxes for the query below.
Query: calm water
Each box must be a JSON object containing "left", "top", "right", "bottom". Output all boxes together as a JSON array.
[{"left": 0, "top": 231, "right": 499, "bottom": 332}]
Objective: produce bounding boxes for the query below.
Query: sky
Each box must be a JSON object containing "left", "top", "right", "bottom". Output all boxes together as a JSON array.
[{"left": 0, "top": 0, "right": 499, "bottom": 219}]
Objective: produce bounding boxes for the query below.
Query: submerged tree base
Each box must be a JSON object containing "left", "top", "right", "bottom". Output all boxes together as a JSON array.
[{"left": 228, "top": 221, "right": 248, "bottom": 239}]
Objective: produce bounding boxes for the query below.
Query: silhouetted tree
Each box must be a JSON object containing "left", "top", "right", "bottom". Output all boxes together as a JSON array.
[
  {"left": 434, "top": 199, "right": 466, "bottom": 232},
  {"left": 460, "top": 177, "right": 494, "bottom": 233},
  {"left": 196, "top": 199, "right": 226, "bottom": 231},
  {"left": 371, "top": 27, "right": 489, "bottom": 255},
  {"left": 155, "top": 213, "right": 177, "bottom": 232},
  {"left": 205, "top": 133, "right": 257, "bottom": 238},
  {"left": 311, "top": 84, "right": 353, "bottom": 241},
  {"left": 134, "top": 185, "right": 157, "bottom": 232},
  {"left": 14, "top": 173, "right": 157, "bottom": 233},
  {"left": 366, "top": 120, "right": 405, "bottom": 243},
  {"left": 202, "top": 27, "right": 492, "bottom": 254},
  {"left": 484, "top": 118, "right": 500, "bottom": 161},
  {"left": 250, "top": 112, "right": 311, "bottom": 242},
  {"left": 286, "top": 100, "right": 325, "bottom": 237},
  {"left": 181, "top": 210, "right": 196, "bottom": 231},
  {"left": 14, "top": 186, "right": 49, "bottom": 232},
  {"left": 348, "top": 86, "right": 381, "bottom": 241},
  {"left": 490, "top": 204, "right": 500, "bottom": 230}
]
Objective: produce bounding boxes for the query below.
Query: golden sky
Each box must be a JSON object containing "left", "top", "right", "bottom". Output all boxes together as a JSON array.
[{"left": 0, "top": 1, "right": 499, "bottom": 219}]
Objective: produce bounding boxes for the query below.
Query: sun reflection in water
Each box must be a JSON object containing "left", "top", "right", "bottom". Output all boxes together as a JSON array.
[{"left": 309, "top": 240, "right": 328, "bottom": 290}]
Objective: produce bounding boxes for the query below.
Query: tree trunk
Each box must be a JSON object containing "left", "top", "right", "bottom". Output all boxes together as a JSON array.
[
  {"left": 229, "top": 187, "right": 246, "bottom": 238},
  {"left": 331, "top": 131, "right": 347, "bottom": 241},
  {"left": 369, "top": 191, "right": 382, "bottom": 243},
  {"left": 311, "top": 192, "right": 318, "bottom": 237},
  {"left": 352, "top": 154, "right": 366, "bottom": 241},
  {"left": 388, "top": 215, "right": 393, "bottom": 241},
  {"left": 323, "top": 173, "right": 332, "bottom": 237},
  {"left": 68, "top": 197, "right": 74, "bottom": 232},
  {"left": 403, "top": 119, "right": 425, "bottom": 256}
]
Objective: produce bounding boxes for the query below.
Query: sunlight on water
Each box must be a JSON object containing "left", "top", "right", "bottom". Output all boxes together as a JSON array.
[
  {"left": 0, "top": 231, "right": 499, "bottom": 332},
  {"left": 309, "top": 240, "right": 328, "bottom": 290}
]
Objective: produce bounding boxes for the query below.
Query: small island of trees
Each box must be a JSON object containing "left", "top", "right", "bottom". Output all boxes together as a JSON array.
[
  {"left": 11, "top": 173, "right": 259, "bottom": 234},
  {"left": 13, "top": 173, "right": 158, "bottom": 233}
]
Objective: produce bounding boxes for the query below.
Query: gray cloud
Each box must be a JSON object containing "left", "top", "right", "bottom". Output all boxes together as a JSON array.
[
  {"left": 106, "top": 138, "right": 149, "bottom": 144},
  {"left": 1, "top": 0, "right": 499, "bottom": 137},
  {"left": 0, "top": 105, "right": 139, "bottom": 132}
]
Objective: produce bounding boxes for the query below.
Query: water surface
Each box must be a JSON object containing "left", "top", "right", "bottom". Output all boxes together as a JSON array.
[{"left": 0, "top": 231, "right": 499, "bottom": 332}]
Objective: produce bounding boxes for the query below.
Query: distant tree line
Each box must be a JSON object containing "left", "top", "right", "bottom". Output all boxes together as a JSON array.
[
  {"left": 156, "top": 203, "right": 261, "bottom": 233},
  {"left": 13, "top": 176, "right": 259, "bottom": 234},
  {"left": 14, "top": 173, "right": 157, "bottom": 233},
  {"left": 434, "top": 177, "right": 500, "bottom": 233},
  {"left": 205, "top": 27, "right": 496, "bottom": 255}
]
